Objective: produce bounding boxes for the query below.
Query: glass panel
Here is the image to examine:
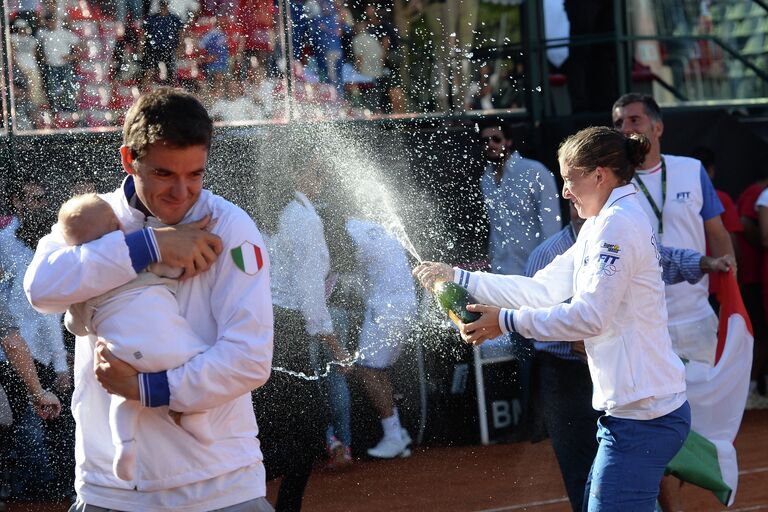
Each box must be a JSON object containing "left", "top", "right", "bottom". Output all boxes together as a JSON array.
[
  {"left": 287, "top": 0, "right": 524, "bottom": 121},
  {"left": 627, "top": 0, "right": 768, "bottom": 104},
  {"left": 5, "top": 0, "right": 287, "bottom": 132},
  {"left": 3, "top": 0, "right": 526, "bottom": 131}
]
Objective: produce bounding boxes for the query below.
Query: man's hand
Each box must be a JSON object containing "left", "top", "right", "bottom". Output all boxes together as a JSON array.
[
  {"left": 31, "top": 390, "right": 61, "bottom": 420},
  {"left": 459, "top": 304, "right": 502, "bottom": 345},
  {"left": 152, "top": 215, "right": 223, "bottom": 280},
  {"left": 320, "top": 334, "right": 353, "bottom": 374},
  {"left": 412, "top": 261, "right": 454, "bottom": 291},
  {"left": 94, "top": 340, "right": 140, "bottom": 400},
  {"left": 700, "top": 254, "right": 737, "bottom": 274}
]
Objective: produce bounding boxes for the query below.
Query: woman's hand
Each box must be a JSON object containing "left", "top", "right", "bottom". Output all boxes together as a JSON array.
[
  {"left": 412, "top": 261, "right": 454, "bottom": 290},
  {"left": 459, "top": 304, "right": 502, "bottom": 345}
]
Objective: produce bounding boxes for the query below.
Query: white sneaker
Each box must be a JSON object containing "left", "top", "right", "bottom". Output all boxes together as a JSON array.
[{"left": 367, "top": 428, "right": 412, "bottom": 459}]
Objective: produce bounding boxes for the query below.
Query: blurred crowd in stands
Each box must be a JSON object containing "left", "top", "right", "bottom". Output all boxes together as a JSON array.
[{"left": 6, "top": 0, "right": 526, "bottom": 130}]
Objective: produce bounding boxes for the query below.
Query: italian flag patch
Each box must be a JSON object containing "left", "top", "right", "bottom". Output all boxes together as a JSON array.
[{"left": 231, "top": 242, "right": 263, "bottom": 275}]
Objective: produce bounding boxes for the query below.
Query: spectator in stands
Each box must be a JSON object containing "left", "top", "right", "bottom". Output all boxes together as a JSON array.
[
  {"left": 310, "top": 0, "right": 344, "bottom": 99},
  {"left": 466, "top": 63, "right": 523, "bottom": 111},
  {"left": 423, "top": 0, "right": 478, "bottom": 111},
  {"left": 234, "top": 0, "right": 275, "bottom": 79},
  {"left": 115, "top": 0, "right": 142, "bottom": 27},
  {"left": 141, "top": 0, "right": 184, "bottom": 88},
  {"left": 10, "top": 0, "right": 42, "bottom": 34},
  {"left": 110, "top": 18, "right": 142, "bottom": 83},
  {"left": 210, "top": 77, "right": 259, "bottom": 122},
  {"left": 11, "top": 70, "right": 37, "bottom": 130},
  {"left": 199, "top": 15, "right": 229, "bottom": 96},
  {"left": 364, "top": 4, "right": 406, "bottom": 113},
  {"left": 737, "top": 176, "right": 768, "bottom": 404},
  {"left": 36, "top": 13, "right": 80, "bottom": 112},
  {"left": 148, "top": 0, "right": 197, "bottom": 22},
  {"left": 243, "top": 55, "right": 277, "bottom": 119},
  {"left": 352, "top": 18, "right": 384, "bottom": 112},
  {"left": 10, "top": 17, "right": 46, "bottom": 111},
  {"left": 612, "top": 93, "right": 736, "bottom": 512}
]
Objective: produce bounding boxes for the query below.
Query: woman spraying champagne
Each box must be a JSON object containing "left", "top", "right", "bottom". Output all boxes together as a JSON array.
[{"left": 414, "top": 126, "right": 690, "bottom": 511}]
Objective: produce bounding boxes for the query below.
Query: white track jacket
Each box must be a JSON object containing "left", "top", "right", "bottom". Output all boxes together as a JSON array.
[
  {"left": 455, "top": 185, "right": 686, "bottom": 418},
  {"left": 23, "top": 178, "right": 273, "bottom": 511}
]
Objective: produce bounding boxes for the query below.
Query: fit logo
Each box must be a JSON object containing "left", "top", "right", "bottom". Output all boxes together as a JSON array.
[
  {"left": 676, "top": 191, "right": 691, "bottom": 201},
  {"left": 598, "top": 253, "right": 620, "bottom": 265}
]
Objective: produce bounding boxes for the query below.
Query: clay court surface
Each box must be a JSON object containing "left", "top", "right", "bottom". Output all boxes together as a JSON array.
[
  {"left": 9, "top": 410, "right": 767, "bottom": 512},
  {"left": 284, "top": 409, "right": 768, "bottom": 512}
]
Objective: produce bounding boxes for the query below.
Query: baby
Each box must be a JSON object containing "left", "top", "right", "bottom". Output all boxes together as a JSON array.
[{"left": 58, "top": 194, "right": 212, "bottom": 482}]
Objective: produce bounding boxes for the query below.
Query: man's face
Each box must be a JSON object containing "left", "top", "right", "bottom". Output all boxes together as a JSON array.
[
  {"left": 14, "top": 182, "right": 47, "bottom": 220},
  {"left": 123, "top": 143, "right": 208, "bottom": 225},
  {"left": 480, "top": 127, "right": 510, "bottom": 162},
  {"left": 611, "top": 102, "right": 663, "bottom": 147}
]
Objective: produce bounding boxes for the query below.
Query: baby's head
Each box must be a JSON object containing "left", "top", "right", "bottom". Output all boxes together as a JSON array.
[{"left": 58, "top": 194, "right": 120, "bottom": 246}]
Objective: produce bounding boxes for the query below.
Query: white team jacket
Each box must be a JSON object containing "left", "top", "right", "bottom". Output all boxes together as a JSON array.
[
  {"left": 24, "top": 178, "right": 273, "bottom": 498},
  {"left": 456, "top": 185, "right": 686, "bottom": 417}
]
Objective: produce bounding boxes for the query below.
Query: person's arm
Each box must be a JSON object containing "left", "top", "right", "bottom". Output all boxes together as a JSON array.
[
  {"left": 454, "top": 244, "right": 576, "bottom": 309},
  {"left": 25, "top": 211, "right": 221, "bottom": 313},
  {"left": 700, "top": 167, "right": 736, "bottom": 265},
  {"left": 0, "top": 331, "right": 61, "bottom": 419},
  {"left": 659, "top": 245, "right": 704, "bottom": 285},
  {"left": 145, "top": 210, "right": 274, "bottom": 412},
  {"left": 498, "top": 214, "right": 639, "bottom": 342},
  {"left": 24, "top": 228, "right": 139, "bottom": 314}
]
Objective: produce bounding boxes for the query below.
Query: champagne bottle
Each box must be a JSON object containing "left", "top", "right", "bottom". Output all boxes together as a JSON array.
[{"left": 433, "top": 281, "right": 482, "bottom": 325}]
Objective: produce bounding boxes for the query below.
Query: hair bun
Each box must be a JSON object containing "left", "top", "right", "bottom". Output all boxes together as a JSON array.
[{"left": 625, "top": 133, "right": 651, "bottom": 168}]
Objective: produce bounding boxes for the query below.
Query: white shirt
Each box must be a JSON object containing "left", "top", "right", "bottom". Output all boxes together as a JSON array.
[
  {"left": 633, "top": 154, "right": 712, "bottom": 326},
  {"left": 352, "top": 32, "right": 383, "bottom": 79},
  {"left": 24, "top": 178, "right": 273, "bottom": 511},
  {"left": 210, "top": 97, "right": 261, "bottom": 123},
  {"left": 455, "top": 185, "right": 686, "bottom": 419},
  {"left": 0, "top": 217, "right": 67, "bottom": 372},
  {"left": 481, "top": 151, "right": 561, "bottom": 276},
  {"left": 346, "top": 218, "right": 417, "bottom": 313},
  {"left": 37, "top": 27, "right": 79, "bottom": 66},
  {"left": 267, "top": 192, "right": 334, "bottom": 335}
]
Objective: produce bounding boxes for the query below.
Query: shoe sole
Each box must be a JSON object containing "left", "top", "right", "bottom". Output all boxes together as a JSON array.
[{"left": 367, "top": 447, "right": 412, "bottom": 459}]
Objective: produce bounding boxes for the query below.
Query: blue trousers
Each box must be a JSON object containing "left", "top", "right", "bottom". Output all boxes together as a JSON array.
[{"left": 583, "top": 401, "right": 691, "bottom": 511}]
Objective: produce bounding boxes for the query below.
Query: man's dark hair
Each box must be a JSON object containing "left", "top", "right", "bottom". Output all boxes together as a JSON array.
[
  {"left": 691, "top": 146, "right": 715, "bottom": 169},
  {"left": 123, "top": 87, "right": 213, "bottom": 161},
  {"left": 612, "top": 93, "right": 663, "bottom": 123},
  {"left": 478, "top": 119, "right": 514, "bottom": 141}
]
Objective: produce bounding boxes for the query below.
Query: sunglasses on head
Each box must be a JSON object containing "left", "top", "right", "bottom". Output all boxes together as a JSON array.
[{"left": 481, "top": 135, "right": 503, "bottom": 143}]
